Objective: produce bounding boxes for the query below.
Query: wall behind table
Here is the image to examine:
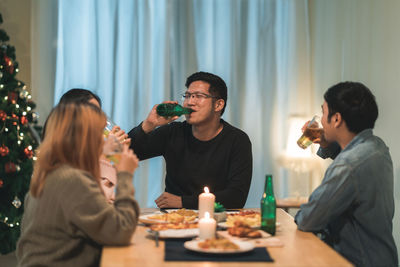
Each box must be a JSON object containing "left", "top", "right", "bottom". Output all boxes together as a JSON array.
[{"left": 310, "top": 0, "right": 400, "bottom": 260}]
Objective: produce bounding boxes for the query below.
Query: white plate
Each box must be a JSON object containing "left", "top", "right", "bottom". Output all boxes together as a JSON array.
[
  {"left": 217, "top": 222, "right": 281, "bottom": 229},
  {"left": 184, "top": 239, "right": 255, "bottom": 254},
  {"left": 139, "top": 213, "right": 168, "bottom": 224},
  {"left": 147, "top": 228, "right": 199, "bottom": 238},
  {"left": 139, "top": 210, "right": 198, "bottom": 225}
]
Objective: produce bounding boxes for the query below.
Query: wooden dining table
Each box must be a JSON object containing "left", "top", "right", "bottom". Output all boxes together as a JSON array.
[{"left": 100, "top": 208, "right": 353, "bottom": 266}]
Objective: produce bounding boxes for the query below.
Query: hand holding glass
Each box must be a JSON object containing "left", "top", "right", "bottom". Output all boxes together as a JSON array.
[
  {"left": 297, "top": 115, "right": 324, "bottom": 149},
  {"left": 103, "top": 134, "right": 123, "bottom": 164}
]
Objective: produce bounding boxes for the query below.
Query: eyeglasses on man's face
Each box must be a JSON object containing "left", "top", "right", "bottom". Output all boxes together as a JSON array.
[{"left": 181, "top": 92, "right": 217, "bottom": 102}]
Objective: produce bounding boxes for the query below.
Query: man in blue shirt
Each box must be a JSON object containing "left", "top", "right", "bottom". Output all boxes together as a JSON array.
[{"left": 295, "top": 82, "right": 398, "bottom": 267}]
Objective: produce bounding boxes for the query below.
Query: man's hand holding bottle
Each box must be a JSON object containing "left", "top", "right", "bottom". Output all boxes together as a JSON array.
[{"left": 142, "top": 101, "right": 179, "bottom": 133}]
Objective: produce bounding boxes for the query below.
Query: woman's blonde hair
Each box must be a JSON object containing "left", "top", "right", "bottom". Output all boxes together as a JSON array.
[{"left": 30, "top": 103, "right": 106, "bottom": 197}]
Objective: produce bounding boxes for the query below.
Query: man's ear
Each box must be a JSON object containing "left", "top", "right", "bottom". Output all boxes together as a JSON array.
[
  {"left": 214, "top": 99, "right": 225, "bottom": 112},
  {"left": 333, "top": 112, "right": 343, "bottom": 128}
]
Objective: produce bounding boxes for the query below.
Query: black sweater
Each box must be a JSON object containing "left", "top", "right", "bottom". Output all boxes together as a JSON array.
[{"left": 128, "top": 120, "right": 252, "bottom": 209}]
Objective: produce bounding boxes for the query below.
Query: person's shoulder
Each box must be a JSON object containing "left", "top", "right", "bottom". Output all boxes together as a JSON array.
[
  {"left": 222, "top": 120, "right": 251, "bottom": 141},
  {"left": 48, "top": 165, "right": 94, "bottom": 186},
  {"left": 353, "top": 131, "right": 388, "bottom": 155},
  {"left": 337, "top": 131, "right": 390, "bottom": 167}
]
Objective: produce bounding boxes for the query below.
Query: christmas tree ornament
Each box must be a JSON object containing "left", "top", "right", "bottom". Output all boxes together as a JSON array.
[
  {"left": 0, "top": 179, "right": 3, "bottom": 188},
  {"left": 20, "top": 115, "right": 28, "bottom": 125},
  {"left": 0, "top": 144, "right": 9, "bottom": 156},
  {"left": 24, "top": 146, "right": 33, "bottom": 158},
  {"left": 12, "top": 196, "right": 22, "bottom": 209},
  {"left": 19, "top": 88, "right": 29, "bottom": 99},
  {"left": 11, "top": 113, "right": 19, "bottom": 125},
  {"left": 3, "top": 54, "right": 14, "bottom": 74},
  {"left": 5, "top": 161, "right": 16, "bottom": 173},
  {"left": 31, "top": 112, "right": 39, "bottom": 122},
  {"left": 8, "top": 91, "right": 18, "bottom": 104},
  {"left": 0, "top": 109, "right": 6, "bottom": 121}
]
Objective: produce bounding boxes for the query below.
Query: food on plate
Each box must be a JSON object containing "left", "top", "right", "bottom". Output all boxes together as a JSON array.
[
  {"left": 148, "top": 208, "right": 197, "bottom": 223},
  {"left": 198, "top": 238, "right": 239, "bottom": 250},
  {"left": 227, "top": 221, "right": 262, "bottom": 238},
  {"left": 225, "top": 210, "right": 261, "bottom": 227},
  {"left": 150, "top": 222, "right": 198, "bottom": 231}
]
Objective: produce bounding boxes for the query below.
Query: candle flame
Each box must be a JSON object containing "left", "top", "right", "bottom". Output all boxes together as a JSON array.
[
  {"left": 204, "top": 187, "right": 209, "bottom": 193},
  {"left": 204, "top": 212, "right": 210, "bottom": 219}
]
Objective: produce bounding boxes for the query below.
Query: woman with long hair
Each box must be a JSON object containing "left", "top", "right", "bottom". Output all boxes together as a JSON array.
[
  {"left": 16, "top": 103, "right": 139, "bottom": 266},
  {"left": 42, "top": 88, "right": 129, "bottom": 203}
]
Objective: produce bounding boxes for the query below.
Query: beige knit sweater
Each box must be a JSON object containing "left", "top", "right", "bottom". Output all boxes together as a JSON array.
[{"left": 16, "top": 165, "right": 140, "bottom": 266}]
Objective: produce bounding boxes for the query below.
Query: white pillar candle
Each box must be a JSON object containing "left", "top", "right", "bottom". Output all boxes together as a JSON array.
[
  {"left": 198, "top": 186, "right": 215, "bottom": 219},
  {"left": 199, "top": 212, "right": 216, "bottom": 240}
]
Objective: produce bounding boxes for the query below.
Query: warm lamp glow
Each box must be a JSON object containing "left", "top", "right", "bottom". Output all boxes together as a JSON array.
[
  {"left": 285, "top": 117, "right": 313, "bottom": 158},
  {"left": 278, "top": 116, "right": 321, "bottom": 173}
]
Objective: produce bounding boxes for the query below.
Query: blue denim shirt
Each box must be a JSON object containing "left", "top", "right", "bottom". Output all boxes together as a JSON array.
[{"left": 295, "top": 129, "right": 398, "bottom": 267}]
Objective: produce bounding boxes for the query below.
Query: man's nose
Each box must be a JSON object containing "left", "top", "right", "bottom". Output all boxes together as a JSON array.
[{"left": 187, "top": 95, "right": 196, "bottom": 105}]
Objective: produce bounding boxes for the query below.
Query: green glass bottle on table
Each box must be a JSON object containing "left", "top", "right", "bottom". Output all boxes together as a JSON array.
[
  {"left": 156, "top": 103, "right": 193, "bottom": 117},
  {"left": 260, "top": 174, "right": 276, "bottom": 235}
]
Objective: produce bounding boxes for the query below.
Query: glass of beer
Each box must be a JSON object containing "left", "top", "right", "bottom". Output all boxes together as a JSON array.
[
  {"left": 102, "top": 134, "right": 123, "bottom": 164},
  {"left": 104, "top": 117, "right": 117, "bottom": 137},
  {"left": 297, "top": 115, "right": 324, "bottom": 149}
]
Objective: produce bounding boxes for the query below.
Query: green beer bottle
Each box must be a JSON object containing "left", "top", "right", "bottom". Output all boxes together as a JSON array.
[
  {"left": 156, "top": 103, "right": 193, "bottom": 117},
  {"left": 260, "top": 174, "right": 276, "bottom": 235}
]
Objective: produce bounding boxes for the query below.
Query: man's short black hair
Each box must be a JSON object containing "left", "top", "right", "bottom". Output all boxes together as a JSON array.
[
  {"left": 59, "top": 88, "right": 102, "bottom": 107},
  {"left": 324, "top": 82, "right": 378, "bottom": 134},
  {"left": 185, "top": 71, "right": 228, "bottom": 115}
]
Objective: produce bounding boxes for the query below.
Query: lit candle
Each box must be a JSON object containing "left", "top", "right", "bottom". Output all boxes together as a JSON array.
[
  {"left": 198, "top": 186, "right": 215, "bottom": 219},
  {"left": 199, "top": 212, "right": 216, "bottom": 240}
]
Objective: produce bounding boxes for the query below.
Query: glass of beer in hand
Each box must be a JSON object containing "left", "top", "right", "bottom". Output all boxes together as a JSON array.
[
  {"left": 297, "top": 115, "right": 324, "bottom": 149},
  {"left": 102, "top": 134, "right": 123, "bottom": 164}
]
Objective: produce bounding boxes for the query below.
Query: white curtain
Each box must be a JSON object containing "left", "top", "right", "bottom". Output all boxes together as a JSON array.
[{"left": 52, "top": 0, "right": 313, "bottom": 208}]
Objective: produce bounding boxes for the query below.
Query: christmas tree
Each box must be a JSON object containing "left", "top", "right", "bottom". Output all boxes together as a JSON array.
[{"left": 0, "top": 13, "right": 40, "bottom": 254}]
